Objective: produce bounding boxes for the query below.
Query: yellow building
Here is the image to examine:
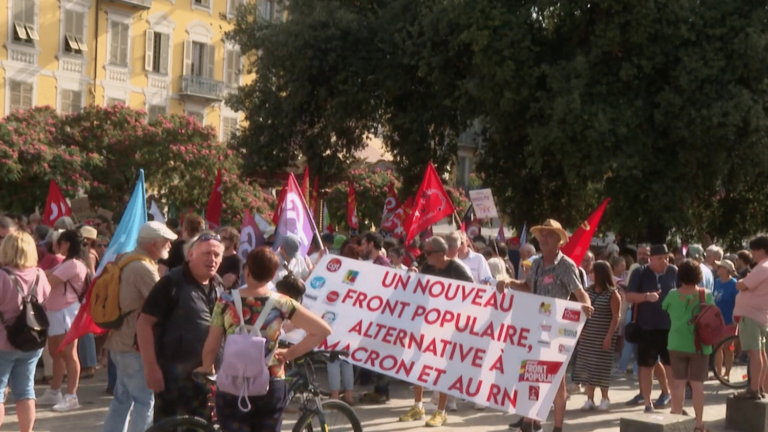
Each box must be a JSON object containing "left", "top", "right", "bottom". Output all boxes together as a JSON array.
[{"left": 0, "top": 0, "right": 280, "bottom": 141}]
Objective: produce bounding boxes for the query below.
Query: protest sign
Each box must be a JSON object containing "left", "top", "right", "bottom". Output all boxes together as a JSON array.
[
  {"left": 303, "top": 255, "right": 585, "bottom": 420},
  {"left": 469, "top": 189, "right": 499, "bottom": 219},
  {"left": 70, "top": 197, "right": 91, "bottom": 222}
]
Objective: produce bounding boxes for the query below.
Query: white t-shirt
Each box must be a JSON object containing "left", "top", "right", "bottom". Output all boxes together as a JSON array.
[
  {"left": 460, "top": 250, "right": 494, "bottom": 284},
  {"left": 272, "top": 256, "right": 310, "bottom": 283}
]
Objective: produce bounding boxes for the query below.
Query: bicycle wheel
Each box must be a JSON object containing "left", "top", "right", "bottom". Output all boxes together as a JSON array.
[
  {"left": 146, "top": 416, "right": 217, "bottom": 432},
  {"left": 305, "top": 357, "right": 331, "bottom": 397},
  {"left": 710, "top": 334, "right": 748, "bottom": 389},
  {"left": 292, "top": 400, "right": 363, "bottom": 432}
]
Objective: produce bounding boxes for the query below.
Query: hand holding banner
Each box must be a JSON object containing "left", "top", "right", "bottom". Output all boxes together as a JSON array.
[{"left": 302, "top": 255, "right": 586, "bottom": 420}]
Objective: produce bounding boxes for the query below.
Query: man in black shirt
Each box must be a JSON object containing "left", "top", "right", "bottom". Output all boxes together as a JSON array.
[
  {"left": 217, "top": 227, "right": 243, "bottom": 289},
  {"left": 398, "top": 236, "right": 473, "bottom": 428},
  {"left": 136, "top": 231, "right": 225, "bottom": 423}
]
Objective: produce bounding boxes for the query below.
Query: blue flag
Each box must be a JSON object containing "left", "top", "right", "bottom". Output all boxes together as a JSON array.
[
  {"left": 97, "top": 169, "right": 147, "bottom": 275},
  {"left": 519, "top": 222, "right": 527, "bottom": 246}
]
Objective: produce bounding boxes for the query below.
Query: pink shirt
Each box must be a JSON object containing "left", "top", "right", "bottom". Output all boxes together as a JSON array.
[
  {"left": 734, "top": 258, "right": 768, "bottom": 327},
  {"left": 45, "top": 259, "right": 88, "bottom": 312},
  {"left": 39, "top": 254, "right": 64, "bottom": 271},
  {"left": 0, "top": 267, "right": 51, "bottom": 351}
]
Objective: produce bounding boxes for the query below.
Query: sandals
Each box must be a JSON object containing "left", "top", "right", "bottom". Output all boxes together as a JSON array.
[{"left": 733, "top": 388, "right": 761, "bottom": 400}]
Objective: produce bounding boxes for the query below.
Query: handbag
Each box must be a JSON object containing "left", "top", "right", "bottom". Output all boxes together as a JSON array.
[{"left": 624, "top": 303, "right": 641, "bottom": 344}]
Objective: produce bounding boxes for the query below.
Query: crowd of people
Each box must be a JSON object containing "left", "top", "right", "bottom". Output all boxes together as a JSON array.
[{"left": 0, "top": 209, "right": 764, "bottom": 432}]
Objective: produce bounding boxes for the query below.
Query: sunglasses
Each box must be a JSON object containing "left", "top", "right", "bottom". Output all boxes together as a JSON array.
[{"left": 196, "top": 233, "right": 222, "bottom": 243}]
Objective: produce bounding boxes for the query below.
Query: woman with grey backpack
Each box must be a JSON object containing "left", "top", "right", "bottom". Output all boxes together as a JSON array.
[
  {"left": 0, "top": 231, "right": 52, "bottom": 432},
  {"left": 196, "top": 247, "right": 331, "bottom": 432}
]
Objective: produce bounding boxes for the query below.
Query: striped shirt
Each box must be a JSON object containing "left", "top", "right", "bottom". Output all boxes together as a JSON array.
[{"left": 526, "top": 251, "right": 584, "bottom": 299}]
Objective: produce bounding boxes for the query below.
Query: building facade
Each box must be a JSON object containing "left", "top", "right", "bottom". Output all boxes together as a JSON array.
[{"left": 0, "top": 0, "right": 276, "bottom": 141}]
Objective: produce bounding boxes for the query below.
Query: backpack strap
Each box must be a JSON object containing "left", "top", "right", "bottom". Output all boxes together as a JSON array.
[
  {"left": 0, "top": 268, "right": 39, "bottom": 327},
  {"left": 693, "top": 288, "right": 705, "bottom": 353},
  {"left": 231, "top": 290, "right": 277, "bottom": 336}
]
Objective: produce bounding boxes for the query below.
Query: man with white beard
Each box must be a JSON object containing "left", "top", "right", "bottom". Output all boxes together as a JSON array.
[{"left": 102, "top": 221, "right": 177, "bottom": 432}]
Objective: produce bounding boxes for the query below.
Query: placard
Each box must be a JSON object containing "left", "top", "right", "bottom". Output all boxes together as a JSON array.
[
  {"left": 469, "top": 189, "right": 499, "bottom": 218},
  {"left": 302, "top": 255, "right": 586, "bottom": 420},
  {"left": 70, "top": 197, "right": 91, "bottom": 222}
]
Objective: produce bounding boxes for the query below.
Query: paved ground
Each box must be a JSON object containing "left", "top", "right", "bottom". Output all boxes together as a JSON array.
[{"left": 0, "top": 369, "right": 748, "bottom": 431}]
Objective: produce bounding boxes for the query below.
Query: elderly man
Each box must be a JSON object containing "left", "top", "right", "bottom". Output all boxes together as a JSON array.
[
  {"left": 399, "top": 236, "right": 474, "bottom": 428},
  {"left": 518, "top": 243, "right": 537, "bottom": 280},
  {"left": 500, "top": 220, "right": 593, "bottom": 432},
  {"left": 580, "top": 250, "right": 595, "bottom": 286},
  {"left": 688, "top": 244, "right": 714, "bottom": 291},
  {"left": 102, "top": 222, "right": 177, "bottom": 432},
  {"left": 136, "top": 231, "right": 224, "bottom": 424}
]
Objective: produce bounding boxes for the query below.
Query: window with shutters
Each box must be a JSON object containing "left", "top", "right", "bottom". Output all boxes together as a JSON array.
[
  {"left": 145, "top": 30, "right": 171, "bottom": 74},
  {"left": 260, "top": 0, "right": 284, "bottom": 21},
  {"left": 106, "top": 98, "right": 123, "bottom": 106},
  {"left": 227, "top": 0, "right": 246, "bottom": 18},
  {"left": 60, "top": 90, "right": 82, "bottom": 114},
  {"left": 187, "top": 110, "right": 204, "bottom": 124},
  {"left": 224, "top": 50, "right": 241, "bottom": 87},
  {"left": 221, "top": 117, "right": 239, "bottom": 141},
  {"left": 63, "top": 10, "right": 87, "bottom": 55},
  {"left": 192, "top": 0, "right": 212, "bottom": 13},
  {"left": 12, "top": 0, "right": 38, "bottom": 45},
  {"left": 184, "top": 41, "right": 216, "bottom": 79},
  {"left": 147, "top": 105, "right": 167, "bottom": 120},
  {"left": 9, "top": 81, "right": 34, "bottom": 112},
  {"left": 109, "top": 21, "right": 130, "bottom": 66}
]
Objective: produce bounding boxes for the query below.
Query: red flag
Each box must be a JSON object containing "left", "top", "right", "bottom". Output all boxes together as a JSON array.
[
  {"left": 347, "top": 182, "right": 359, "bottom": 231},
  {"left": 380, "top": 183, "right": 400, "bottom": 229},
  {"left": 562, "top": 198, "right": 611, "bottom": 266},
  {"left": 205, "top": 170, "right": 223, "bottom": 229},
  {"left": 312, "top": 177, "right": 319, "bottom": 215},
  {"left": 59, "top": 281, "right": 107, "bottom": 351},
  {"left": 42, "top": 180, "right": 72, "bottom": 226},
  {"left": 238, "top": 209, "right": 267, "bottom": 261},
  {"left": 272, "top": 186, "right": 287, "bottom": 225},
  {"left": 302, "top": 166, "right": 310, "bottom": 209},
  {"left": 404, "top": 163, "right": 455, "bottom": 245}
]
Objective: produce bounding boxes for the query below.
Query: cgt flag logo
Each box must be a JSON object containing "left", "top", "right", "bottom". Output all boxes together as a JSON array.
[{"left": 518, "top": 360, "right": 564, "bottom": 384}]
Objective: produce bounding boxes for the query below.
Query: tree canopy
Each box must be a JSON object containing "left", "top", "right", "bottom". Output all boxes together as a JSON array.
[{"left": 230, "top": 0, "right": 768, "bottom": 245}]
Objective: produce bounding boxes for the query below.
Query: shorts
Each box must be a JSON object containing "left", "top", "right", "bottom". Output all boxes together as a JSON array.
[
  {"left": 738, "top": 316, "right": 768, "bottom": 352},
  {"left": 669, "top": 351, "right": 708, "bottom": 382},
  {"left": 0, "top": 349, "right": 43, "bottom": 402},
  {"left": 46, "top": 302, "right": 80, "bottom": 337},
  {"left": 637, "top": 329, "right": 671, "bottom": 368}
]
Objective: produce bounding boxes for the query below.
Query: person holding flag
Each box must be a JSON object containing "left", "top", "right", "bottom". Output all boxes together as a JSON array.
[
  {"left": 102, "top": 222, "right": 177, "bottom": 432},
  {"left": 499, "top": 219, "right": 593, "bottom": 432}
]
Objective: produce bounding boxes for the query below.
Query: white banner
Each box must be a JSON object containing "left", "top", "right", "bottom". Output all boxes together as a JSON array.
[
  {"left": 302, "top": 255, "right": 586, "bottom": 420},
  {"left": 469, "top": 188, "right": 499, "bottom": 219}
]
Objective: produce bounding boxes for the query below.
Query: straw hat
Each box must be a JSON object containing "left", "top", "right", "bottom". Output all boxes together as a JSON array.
[{"left": 530, "top": 219, "right": 569, "bottom": 246}]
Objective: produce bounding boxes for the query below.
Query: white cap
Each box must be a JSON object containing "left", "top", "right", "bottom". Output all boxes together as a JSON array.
[{"left": 138, "top": 221, "right": 178, "bottom": 241}]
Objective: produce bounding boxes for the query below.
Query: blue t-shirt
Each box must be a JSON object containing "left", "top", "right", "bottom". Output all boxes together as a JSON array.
[{"left": 713, "top": 277, "right": 738, "bottom": 325}]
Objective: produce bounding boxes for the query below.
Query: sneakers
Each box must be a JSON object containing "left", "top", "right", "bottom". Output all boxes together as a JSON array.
[
  {"left": 644, "top": 405, "right": 655, "bottom": 413},
  {"left": 625, "top": 393, "right": 645, "bottom": 406},
  {"left": 446, "top": 398, "right": 458, "bottom": 412},
  {"left": 37, "top": 389, "right": 63, "bottom": 406},
  {"left": 581, "top": 399, "right": 596, "bottom": 411},
  {"left": 653, "top": 393, "right": 671, "bottom": 408},
  {"left": 509, "top": 418, "right": 524, "bottom": 430},
  {"left": 52, "top": 394, "right": 80, "bottom": 412},
  {"left": 425, "top": 411, "right": 448, "bottom": 427},
  {"left": 597, "top": 398, "right": 610, "bottom": 411},
  {"left": 521, "top": 421, "right": 544, "bottom": 432},
  {"left": 399, "top": 405, "right": 426, "bottom": 422}
]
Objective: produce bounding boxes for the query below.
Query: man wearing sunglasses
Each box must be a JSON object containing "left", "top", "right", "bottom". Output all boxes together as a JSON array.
[{"left": 136, "top": 230, "right": 225, "bottom": 425}]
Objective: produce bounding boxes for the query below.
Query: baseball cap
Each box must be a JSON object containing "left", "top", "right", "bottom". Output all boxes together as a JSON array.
[
  {"left": 138, "top": 221, "right": 178, "bottom": 241},
  {"left": 688, "top": 244, "right": 704, "bottom": 260},
  {"left": 281, "top": 234, "right": 301, "bottom": 259},
  {"left": 717, "top": 259, "right": 736, "bottom": 274}
]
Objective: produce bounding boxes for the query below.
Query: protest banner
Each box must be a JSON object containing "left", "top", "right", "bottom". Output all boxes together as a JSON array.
[
  {"left": 303, "top": 255, "right": 586, "bottom": 420},
  {"left": 469, "top": 189, "right": 499, "bottom": 219}
]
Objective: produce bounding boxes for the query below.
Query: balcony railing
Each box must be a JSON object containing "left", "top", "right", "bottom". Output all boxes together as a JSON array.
[
  {"left": 180, "top": 75, "right": 225, "bottom": 101},
  {"left": 109, "top": 0, "right": 152, "bottom": 8}
]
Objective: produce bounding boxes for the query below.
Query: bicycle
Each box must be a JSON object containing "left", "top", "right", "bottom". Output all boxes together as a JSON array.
[
  {"left": 146, "top": 350, "right": 362, "bottom": 432},
  {"left": 710, "top": 334, "right": 749, "bottom": 389}
]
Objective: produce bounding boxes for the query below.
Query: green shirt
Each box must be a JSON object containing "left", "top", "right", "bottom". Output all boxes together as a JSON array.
[{"left": 662, "top": 289, "right": 714, "bottom": 355}]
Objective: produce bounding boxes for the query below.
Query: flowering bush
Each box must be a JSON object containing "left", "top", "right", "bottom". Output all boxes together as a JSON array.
[{"left": 0, "top": 105, "right": 272, "bottom": 221}]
